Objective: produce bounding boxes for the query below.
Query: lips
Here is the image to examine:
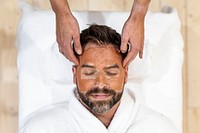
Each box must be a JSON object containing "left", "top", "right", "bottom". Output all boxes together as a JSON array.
[{"left": 90, "top": 93, "right": 111, "bottom": 100}]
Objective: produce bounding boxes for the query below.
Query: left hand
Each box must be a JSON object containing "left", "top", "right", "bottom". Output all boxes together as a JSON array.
[{"left": 121, "top": 16, "right": 144, "bottom": 67}]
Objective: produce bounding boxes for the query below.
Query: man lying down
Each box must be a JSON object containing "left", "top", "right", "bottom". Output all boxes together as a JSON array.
[{"left": 20, "top": 24, "right": 177, "bottom": 133}]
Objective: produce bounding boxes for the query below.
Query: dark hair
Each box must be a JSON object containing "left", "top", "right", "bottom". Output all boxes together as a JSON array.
[{"left": 73, "top": 24, "right": 128, "bottom": 60}]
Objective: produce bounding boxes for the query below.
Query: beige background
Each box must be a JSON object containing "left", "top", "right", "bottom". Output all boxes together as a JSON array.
[{"left": 0, "top": 0, "right": 199, "bottom": 133}]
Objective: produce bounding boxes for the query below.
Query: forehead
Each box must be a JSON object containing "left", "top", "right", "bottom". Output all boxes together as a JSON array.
[{"left": 79, "top": 43, "right": 122, "bottom": 67}]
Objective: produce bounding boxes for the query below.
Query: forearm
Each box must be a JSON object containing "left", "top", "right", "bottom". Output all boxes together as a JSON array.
[
  {"left": 130, "top": 0, "right": 151, "bottom": 19},
  {"left": 50, "top": 0, "right": 72, "bottom": 16}
]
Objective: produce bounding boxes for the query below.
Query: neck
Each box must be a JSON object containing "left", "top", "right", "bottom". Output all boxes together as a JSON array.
[{"left": 93, "top": 101, "right": 120, "bottom": 128}]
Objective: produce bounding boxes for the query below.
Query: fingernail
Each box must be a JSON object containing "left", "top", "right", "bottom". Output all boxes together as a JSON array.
[
  {"left": 140, "top": 53, "right": 143, "bottom": 59},
  {"left": 123, "top": 61, "right": 126, "bottom": 67},
  {"left": 77, "top": 50, "right": 82, "bottom": 55},
  {"left": 122, "top": 48, "right": 127, "bottom": 53}
]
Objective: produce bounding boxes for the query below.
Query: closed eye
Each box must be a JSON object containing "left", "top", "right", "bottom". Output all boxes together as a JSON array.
[
  {"left": 84, "top": 71, "right": 96, "bottom": 75},
  {"left": 105, "top": 71, "right": 118, "bottom": 76}
]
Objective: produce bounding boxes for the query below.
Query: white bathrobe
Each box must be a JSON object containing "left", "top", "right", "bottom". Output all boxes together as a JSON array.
[{"left": 20, "top": 88, "right": 177, "bottom": 133}]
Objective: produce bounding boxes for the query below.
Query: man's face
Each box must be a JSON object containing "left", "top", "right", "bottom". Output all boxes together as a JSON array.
[{"left": 73, "top": 43, "right": 128, "bottom": 114}]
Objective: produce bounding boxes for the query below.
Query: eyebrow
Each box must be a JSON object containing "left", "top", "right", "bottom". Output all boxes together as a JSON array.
[
  {"left": 81, "top": 64, "right": 120, "bottom": 69},
  {"left": 81, "top": 64, "right": 95, "bottom": 68},
  {"left": 104, "top": 64, "right": 120, "bottom": 70}
]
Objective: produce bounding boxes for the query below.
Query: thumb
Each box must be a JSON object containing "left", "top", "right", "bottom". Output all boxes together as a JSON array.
[
  {"left": 120, "top": 36, "right": 128, "bottom": 53},
  {"left": 73, "top": 34, "right": 82, "bottom": 55}
]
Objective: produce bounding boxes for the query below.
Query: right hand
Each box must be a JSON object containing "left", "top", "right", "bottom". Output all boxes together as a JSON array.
[{"left": 55, "top": 13, "right": 82, "bottom": 65}]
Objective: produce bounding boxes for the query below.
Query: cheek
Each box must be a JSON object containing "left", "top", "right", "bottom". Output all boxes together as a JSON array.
[
  {"left": 77, "top": 78, "right": 95, "bottom": 92},
  {"left": 76, "top": 69, "right": 95, "bottom": 92},
  {"left": 108, "top": 78, "right": 125, "bottom": 91},
  {"left": 110, "top": 71, "right": 126, "bottom": 91}
]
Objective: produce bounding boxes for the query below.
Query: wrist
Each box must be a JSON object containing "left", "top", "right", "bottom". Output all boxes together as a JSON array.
[
  {"left": 129, "top": 0, "right": 150, "bottom": 19},
  {"left": 55, "top": 8, "right": 73, "bottom": 18},
  {"left": 50, "top": 0, "right": 72, "bottom": 16}
]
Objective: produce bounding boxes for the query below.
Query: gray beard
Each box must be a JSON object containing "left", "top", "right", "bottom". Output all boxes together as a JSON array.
[{"left": 76, "top": 86, "right": 123, "bottom": 114}]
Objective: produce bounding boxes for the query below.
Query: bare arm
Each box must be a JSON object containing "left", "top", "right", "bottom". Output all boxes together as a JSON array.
[
  {"left": 50, "top": 0, "right": 82, "bottom": 65},
  {"left": 121, "top": 0, "right": 151, "bottom": 67}
]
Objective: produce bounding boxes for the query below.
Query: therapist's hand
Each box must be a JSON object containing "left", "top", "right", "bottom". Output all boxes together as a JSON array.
[
  {"left": 121, "top": 16, "right": 144, "bottom": 67},
  {"left": 55, "top": 13, "right": 82, "bottom": 65},
  {"left": 120, "top": 0, "right": 150, "bottom": 67}
]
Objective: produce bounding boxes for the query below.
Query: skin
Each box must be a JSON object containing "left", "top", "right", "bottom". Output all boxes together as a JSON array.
[
  {"left": 72, "top": 43, "right": 128, "bottom": 127},
  {"left": 49, "top": 0, "right": 151, "bottom": 66}
]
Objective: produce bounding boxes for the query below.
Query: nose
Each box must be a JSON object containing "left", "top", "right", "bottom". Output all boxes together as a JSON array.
[{"left": 95, "top": 73, "right": 108, "bottom": 88}]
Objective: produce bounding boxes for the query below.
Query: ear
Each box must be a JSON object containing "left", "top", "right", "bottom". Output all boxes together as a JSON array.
[
  {"left": 124, "top": 66, "right": 128, "bottom": 83},
  {"left": 72, "top": 66, "right": 77, "bottom": 84}
]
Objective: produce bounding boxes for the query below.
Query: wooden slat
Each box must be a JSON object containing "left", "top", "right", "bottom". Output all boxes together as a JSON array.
[
  {"left": 0, "top": 48, "right": 18, "bottom": 84},
  {"left": 68, "top": 0, "right": 88, "bottom": 11},
  {"left": 187, "top": 0, "right": 200, "bottom": 132},
  {"left": 31, "top": 0, "right": 51, "bottom": 9},
  {"left": 29, "top": 0, "right": 89, "bottom": 11},
  {"left": 0, "top": 1, "right": 19, "bottom": 132},
  {"left": 0, "top": 83, "right": 18, "bottom": 133},
  {"left": 0, "top": 0, "right": 20, "bottom": 35},
  {"left": 124, "top": 0, "right": 133, "bottom": 11},
  {"left": 149, "top": 0, "right": 161, "bottom": 12},
  {"left": 88, "top": 0, "right": 124, "bottom": 11},
  {"left": 188, "top": 108, "right": 200, "bottom": 133},
  {"left": 187, "top": 0, "right": 200, "bottom": 107}
]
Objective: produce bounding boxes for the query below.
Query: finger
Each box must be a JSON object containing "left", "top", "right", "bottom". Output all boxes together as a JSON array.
[
  {"left": 139, "top": 43, "right": 144, "bottom": 59},
  {"left": 123, "top": 49, "right": 139, "bottom": 67},
  {"left": 139, "top": 50, "right": 143, "bottom": 59},
  {"left": 124, "top": 55, "right": 134, "bottom": 68},
  {"left": 73, "top": 33, "right": 82, "bottom": 55},
  {"left": 63, "top": 33, "right": 73, "bottom": 46},
  {"left": 63, "top": 44, "right": 79, "bottom": 65},
  {"left": 61, "top": 35, "right": 79, "bottom": 65},
  {"left": 58, "top": 45, "right": 64, "bottom": 55},
  {"left": 120, "top": 35, "right": 128, "bottom": 53},
  {"left": 58, "top": 34, "right": 72, "bottom": 56}
]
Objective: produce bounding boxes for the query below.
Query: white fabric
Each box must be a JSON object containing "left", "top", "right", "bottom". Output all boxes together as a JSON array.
[
  {"left": 20, "top": 88, "right": 177, "bottom": 133},
  {"left": 17, "top": 1, "right": 184, "bottom": 133}
]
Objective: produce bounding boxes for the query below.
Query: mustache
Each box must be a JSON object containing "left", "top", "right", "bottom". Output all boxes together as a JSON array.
[{"left": 85, "top": 87, "right": 116, "bottom": 97}]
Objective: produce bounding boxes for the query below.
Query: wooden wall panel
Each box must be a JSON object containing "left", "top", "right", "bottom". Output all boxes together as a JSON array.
[
  {"left": 149, "top": 0, "right": 161, "bottom": 11},
  {"left": 188, "top": 108, "right": 200, "bottom": 133},
  {"left": 88, "top": 0, "right": 124, "bottom": 11},
  {"left": 0, "top": 42, "right": 18, "bottom": 133},
  {"left": 0, "top": 0, "right": 20, "bottom": 35},
  {"left": 0, "top": 83, "right": 18, "bottom": 133},
  {"left": 0, "top": 49, "right": 18, "bottom": 84},
  {"left": 187, "top": 0, "right": 200, "bottom": 132},
  {"left": 0, "top": 0, "right": 19, "bottom": 133},
  {"left": 187, "top": 0, "right": 200, "bottom": 108},
  {"left": 124, "top": 0, "right": 133, "bottom": 11},
  {"left": 68, "top": 0, "right": 88, "bottom": 11},
  {"left": 31, "top": 0, "right": 51, "bottom": 9}
]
